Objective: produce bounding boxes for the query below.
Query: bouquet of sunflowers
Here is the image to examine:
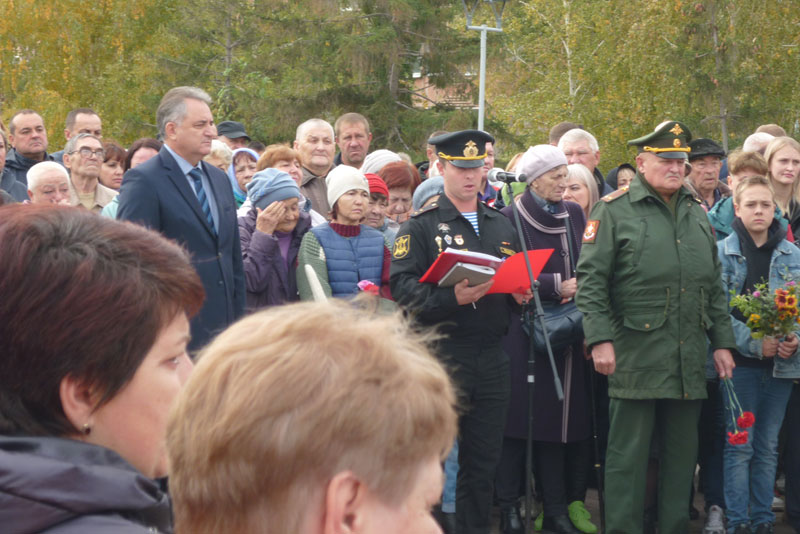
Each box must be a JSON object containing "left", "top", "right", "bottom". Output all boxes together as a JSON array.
[{"left": 729, "top": 280, "right": 800, "bottom": 339}]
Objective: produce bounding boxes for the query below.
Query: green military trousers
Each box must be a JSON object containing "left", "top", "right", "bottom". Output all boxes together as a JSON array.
[{"left": 604, "top": 398, "right": 702, "bottom": 534}]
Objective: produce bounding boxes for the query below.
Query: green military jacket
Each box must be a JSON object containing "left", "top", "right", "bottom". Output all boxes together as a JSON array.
[{"left": 575, "top": 174, "right": 736, "bottom": 400}]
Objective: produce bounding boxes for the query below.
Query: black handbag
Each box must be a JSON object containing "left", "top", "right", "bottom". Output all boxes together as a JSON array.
[
  {"left": 528, "top": 211, "right": 583, "bottom": 352},
  {"left": 531, "top": 299, "right": 583, "bottom": 353}
]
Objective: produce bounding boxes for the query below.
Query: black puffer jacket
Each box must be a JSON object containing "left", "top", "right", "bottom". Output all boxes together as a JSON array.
[
  {"left": 0, "top": 436, "right": 173, "bottom": 533},
  {"left": 4, "top": 148, "right": 53, "bottom": 186}
]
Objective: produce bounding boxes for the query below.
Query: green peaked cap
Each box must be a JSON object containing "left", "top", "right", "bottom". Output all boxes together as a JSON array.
[{"left": 627, "top": 121, "right": 693, "bottom": 160}]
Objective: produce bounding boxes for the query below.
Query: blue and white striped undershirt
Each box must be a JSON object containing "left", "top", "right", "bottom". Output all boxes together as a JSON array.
[{"left": 462, "top": 212, "right": 479, "bottom": 236}]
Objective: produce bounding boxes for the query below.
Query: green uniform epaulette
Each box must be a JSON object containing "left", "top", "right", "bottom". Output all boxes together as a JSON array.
[
  {"left": 601, "top": 186, "right": 629, "bottom": 203},
  {"left": 411, "top": 202, "right": 439, "bottom": 217},
  {"left": 692, "top": 196, "right": 703, "bottom": 204}
]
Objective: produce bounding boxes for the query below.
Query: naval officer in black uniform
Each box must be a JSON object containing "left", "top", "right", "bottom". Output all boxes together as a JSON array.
[{"left": 391, "top": 130, "right": 528, "bottom": 534}]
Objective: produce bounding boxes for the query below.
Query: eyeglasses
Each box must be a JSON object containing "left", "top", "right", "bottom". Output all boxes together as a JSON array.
[{"left": 70, "top": 147, "right": 105, "bottom": 159}]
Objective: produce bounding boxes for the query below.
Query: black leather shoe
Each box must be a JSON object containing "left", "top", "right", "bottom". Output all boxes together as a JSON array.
[
  {"left": 500, "top": 506, "right": 523, "bottom": 534},
  {"left": 754, "top": 523, "right": 774, "bottom": 534},
  {"left": 542, "top": 514, "right": 582, "bottom": 534},
  {"left": 432, "top": 505, "right": 456, "bottom": 534}
]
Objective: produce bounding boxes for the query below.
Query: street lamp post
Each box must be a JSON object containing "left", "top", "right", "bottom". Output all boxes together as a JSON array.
[{"left": 462, "top": 0, "right": 506, "bottom": 131}]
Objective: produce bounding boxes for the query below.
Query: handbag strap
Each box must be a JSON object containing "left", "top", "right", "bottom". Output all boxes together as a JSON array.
[{"left": 563, "top": 212, "right": 576, "bottom": 276}]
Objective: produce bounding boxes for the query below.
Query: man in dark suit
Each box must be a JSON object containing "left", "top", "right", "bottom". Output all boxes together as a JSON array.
[{"left": 118, "top": 86, "right": 245, "bottom": 351}]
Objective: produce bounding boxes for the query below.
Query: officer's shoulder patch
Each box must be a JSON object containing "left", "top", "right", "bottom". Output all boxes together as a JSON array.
[
  {"left": 411, "top": 202, "right": 439, "bottom": 217},
  {"left": 601, "top": 186, "right": 629, "bottom": 203},
  {"left": 583, "top": 220, "right": 600, "bottom": 243},
  {"left": 393, "top": 234, "right": 411, "bottom": 259}
]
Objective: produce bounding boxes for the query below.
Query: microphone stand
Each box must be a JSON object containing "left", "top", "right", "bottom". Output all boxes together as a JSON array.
[{"left": 509, "top": 189, "right": 564, "bottom": 533}]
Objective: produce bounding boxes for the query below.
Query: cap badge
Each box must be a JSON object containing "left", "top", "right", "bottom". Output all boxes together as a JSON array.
[
  {"left": 674, "top": 139, "right": 681, "bottom": 148},
  {"left": 463, "top": 140, "right": 479, "bottom": 158},
  {"left": 669, "top": 124, "right": 684, "bottom": 136}
]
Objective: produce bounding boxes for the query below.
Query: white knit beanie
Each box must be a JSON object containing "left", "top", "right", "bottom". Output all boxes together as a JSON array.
[
  {"left": 326, "top": 165, "right": 370, "bottom": 209},
  {"left": 360, "top": 149, "right": 402, "bottom": 175}
]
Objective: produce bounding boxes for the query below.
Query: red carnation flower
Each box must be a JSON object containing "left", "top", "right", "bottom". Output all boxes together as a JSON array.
[
  {"left": 357, "top": 280, "right": 379, "bottom": 295},
  {"left": 728, "top": 430, "right": 749, "bottom": 445},
  {"left": 737, "top": 411, "right": 755, "bottom": 429}
]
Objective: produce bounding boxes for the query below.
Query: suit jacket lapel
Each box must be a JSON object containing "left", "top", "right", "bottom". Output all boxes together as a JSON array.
[{"left": 160, "top": 150, "right": 216, "bottom": 238}]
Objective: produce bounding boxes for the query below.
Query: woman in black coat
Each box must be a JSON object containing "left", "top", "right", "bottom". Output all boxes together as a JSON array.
[{"left": 496, "top": 145, "right": 595, "bottom": 534}]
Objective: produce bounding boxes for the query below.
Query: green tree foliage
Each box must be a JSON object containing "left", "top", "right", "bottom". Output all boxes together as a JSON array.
[
  {"left": 3, "top": 0, "right": 800, "bottom": 167},
  {"left": 163, "top": 0, "right": 477, "bottom": 155},
  {"left": 0, "top": 0, "right": 174, "bottom": 144},
  {"left": 489, "top": 0, "right": 800, "bottom": 168}
]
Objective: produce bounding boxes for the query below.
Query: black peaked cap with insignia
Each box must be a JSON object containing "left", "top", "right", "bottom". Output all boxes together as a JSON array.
[
  {"left": 627, "top": 121, "right": 692, "bottom": 160},
  {"left": 428, "top": 129, "right": 494, "bottom": 168}
]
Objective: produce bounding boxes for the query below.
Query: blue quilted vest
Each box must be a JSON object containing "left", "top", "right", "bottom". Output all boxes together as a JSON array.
[{"left": 311, "top": 224, "right": 384, "bottom": 297}]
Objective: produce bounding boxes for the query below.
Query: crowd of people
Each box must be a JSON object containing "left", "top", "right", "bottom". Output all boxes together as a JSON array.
[{"left": 1, "top": 86, "right": 800, "bottom": 534}]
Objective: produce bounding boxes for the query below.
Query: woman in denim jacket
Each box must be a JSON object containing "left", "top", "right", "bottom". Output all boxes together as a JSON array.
[{"left": 718, "top": 176, "right": 800, "bottom": 534}]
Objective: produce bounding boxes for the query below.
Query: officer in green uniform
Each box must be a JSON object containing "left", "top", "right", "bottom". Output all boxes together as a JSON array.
[
  {"left": 390, "top": 130, "right": 527, "bottom": 534},
  {"left": 575, "top": 121, "right": 737, "bottom": 534}
]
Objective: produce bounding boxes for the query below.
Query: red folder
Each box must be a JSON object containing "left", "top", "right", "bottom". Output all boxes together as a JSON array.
[
  {"left": 486, "top": 249, "right": 553, "bottom": 294},
  {"left": 419, "top": 247, "right": 553, "bottom": 294}
]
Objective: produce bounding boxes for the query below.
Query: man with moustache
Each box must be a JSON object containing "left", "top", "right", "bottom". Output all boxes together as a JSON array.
[
  {"left": 63, "top": 133, "right": 116, "bottom": 213},
  {"left": 576, "top": 121, "right": 737, "bottom": 534}
]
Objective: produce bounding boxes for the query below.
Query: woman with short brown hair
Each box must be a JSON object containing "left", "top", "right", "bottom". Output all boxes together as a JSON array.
[
  {"left": 167, "top": 299, "right": 457, "bottom": 534},
  {"left": 0, "top": 205, "right": 204, "bottom": 533}
]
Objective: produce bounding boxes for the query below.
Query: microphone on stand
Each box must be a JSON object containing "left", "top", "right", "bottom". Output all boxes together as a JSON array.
[{"left": 487, "top": 168, "right": 528, "bottom": 184}]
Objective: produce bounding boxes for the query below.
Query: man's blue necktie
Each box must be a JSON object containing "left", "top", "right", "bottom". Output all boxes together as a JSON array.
[{"left": 188, "top": 167, "right": 216, "bottom": 234}]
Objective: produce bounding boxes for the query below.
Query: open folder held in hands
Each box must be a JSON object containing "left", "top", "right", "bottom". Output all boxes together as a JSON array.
[{"left": 419, "top": 247, "right": 553, "bottom": 294}]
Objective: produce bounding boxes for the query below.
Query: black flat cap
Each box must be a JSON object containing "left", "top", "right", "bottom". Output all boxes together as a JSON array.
[
  {"left": 217, "top": 120, "right": 250, "bottom": 141},
  {"left": 688, "top": 138, "right": 725, "bottom": 161}
]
